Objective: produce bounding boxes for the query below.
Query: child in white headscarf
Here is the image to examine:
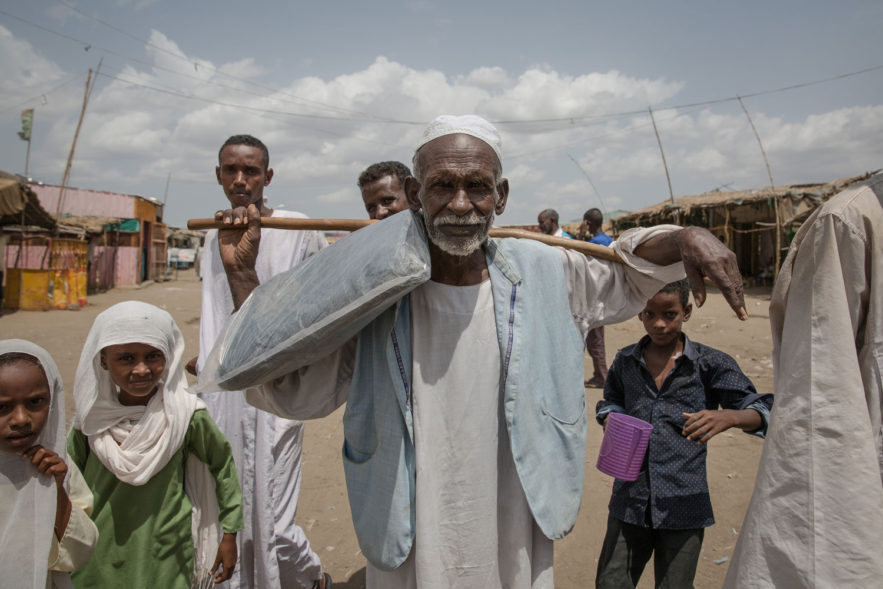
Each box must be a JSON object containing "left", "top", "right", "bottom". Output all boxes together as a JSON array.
[
  {"left": 67, "top": 301, "right": 243, "bottom": 589},
  {"left": 0, "top": 339, "right": 98, "bottom": 589}
]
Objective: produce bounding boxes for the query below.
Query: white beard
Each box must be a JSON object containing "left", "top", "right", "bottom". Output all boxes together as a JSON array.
[{"left": 424, "top": 210, "right": 495, "bottom": 257}]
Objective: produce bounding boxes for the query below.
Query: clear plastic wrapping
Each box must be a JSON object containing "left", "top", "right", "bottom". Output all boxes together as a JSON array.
[{"left": 195, "top": 210, "right": 431, "bottom": 392}]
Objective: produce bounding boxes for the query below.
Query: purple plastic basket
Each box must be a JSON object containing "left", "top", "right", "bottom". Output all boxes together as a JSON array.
[{"left": 596, "top": 412, "right": 653, "bottom": 481}]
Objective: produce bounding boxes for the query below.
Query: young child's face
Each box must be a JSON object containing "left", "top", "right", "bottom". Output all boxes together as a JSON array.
[
  {"left": 0, "top": 360, "right": 51, "bottom": 454},
  {"left": 638, "top": 290, "right": 692, "bottom": 347},
  {"left": 100, "top": 343, "right": 166, "bottom": 406}
]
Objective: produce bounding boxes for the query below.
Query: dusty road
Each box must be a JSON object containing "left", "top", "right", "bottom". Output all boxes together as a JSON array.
[{"left": 1, "top": 268, "right": 774, "bottom": 588}]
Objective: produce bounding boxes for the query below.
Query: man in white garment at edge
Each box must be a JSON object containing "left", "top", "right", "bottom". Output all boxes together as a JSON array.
[
  {"left": 192, "top": 135, "right": 329, "bottom": 589},
  {"left": 211, "top": 116, "right": 748, "bottom": 587}
]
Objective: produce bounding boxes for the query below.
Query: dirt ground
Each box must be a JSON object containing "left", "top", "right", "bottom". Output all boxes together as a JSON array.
[{"left": 0, "top": 268, "right": 775, "bottom": 589}]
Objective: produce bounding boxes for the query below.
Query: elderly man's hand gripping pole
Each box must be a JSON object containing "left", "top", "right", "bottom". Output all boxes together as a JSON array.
[
  {"left": 634, "top": 226, "right": 748, "bottom": 320},
  {"left": 215, "top": 204, "right": 262, "bottom": 311}
]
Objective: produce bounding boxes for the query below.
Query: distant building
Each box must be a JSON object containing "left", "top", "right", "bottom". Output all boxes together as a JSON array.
[
  {"left": 1, "top": 173, "right": 167, "bottom": 310},
  {"left": 27, "top": 181, "right": 167, "bottom": 288},
  {"left": 611, "top": 172, "right": 875, "bottom": 285}
]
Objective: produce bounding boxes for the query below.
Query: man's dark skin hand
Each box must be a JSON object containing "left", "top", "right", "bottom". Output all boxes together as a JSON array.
[
  {"left": 184, "top": 206, "right": 262, "bottom": 373},
  {"left": 213, "top": 204, "right": 263, "bottom": 311},
  {"left": 634, "top": 226, "right": 747, "bottom": 320}
]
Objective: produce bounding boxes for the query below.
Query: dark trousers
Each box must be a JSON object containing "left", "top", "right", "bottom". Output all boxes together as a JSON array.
[
  {"left": 586, "top": 326, "right": 608, "bottom": 382},
  {"left": 596, "top": 515, "right": 704, "bottom": 589}
]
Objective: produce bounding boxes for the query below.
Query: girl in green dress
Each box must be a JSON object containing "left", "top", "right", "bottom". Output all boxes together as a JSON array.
[{"left": 68, "top": 301, "right": 243, "bottom": 588}]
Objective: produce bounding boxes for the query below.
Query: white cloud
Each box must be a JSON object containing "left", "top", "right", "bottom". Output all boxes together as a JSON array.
[
  {"left": 314, "top": 187, "right": 355, "bottom": 204},
  {"left": 0, "top": 26, "right": 68, "bottom": 98},
  {"left": 3, "top": 25, "right": 880, "bottom": 226},
  {"left": 484, "top": 68, "right": 684, "bottom": 120},
  {"left": 681, "top": 147, "right": 729, "bottom": 172},
  {"left": 460, "top": 66, "right": 513, "bottom": 91},
  {"left": 44, "top": 3, "right": 86, "bottom": 25},
  {"left": 506, "top": 164, "right": 545, "bottom": 185}
]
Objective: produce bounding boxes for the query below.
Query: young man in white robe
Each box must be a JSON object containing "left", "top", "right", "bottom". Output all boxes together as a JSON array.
[
  {"left": 209, "top": 117, "right": 749, "bottom": 588},
  {"left": 191, "top": 135, "right": 330, "bottom": 589}
]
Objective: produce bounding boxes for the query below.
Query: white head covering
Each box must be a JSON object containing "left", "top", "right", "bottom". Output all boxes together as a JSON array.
[
  {"left": 73, "top": 301, "right": 221, "bottom": 585},
  {"left": 0, "top": 340, "right": 67, "bottom": 589},
  {"left": 413, "top": 114, "right": 503, "bottom": 170},
  {"left": 73, "top": 300, "right": 200, "bottom": 483}
]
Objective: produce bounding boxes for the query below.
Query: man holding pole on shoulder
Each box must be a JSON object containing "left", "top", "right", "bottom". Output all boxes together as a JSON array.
[
  {"left": 207, "top": 116, "right": 747, "bottom": 588},
  {"left": 193, "top": 134, "right": 330, "bottom": 589}
]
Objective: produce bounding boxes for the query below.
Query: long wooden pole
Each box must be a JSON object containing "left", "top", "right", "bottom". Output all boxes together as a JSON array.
[
  {"left": 56, "top": 60, "right": 102, "bottom": 231},
  {"left": 55, "top": 68, "right": 93, "bottom": 226},
  {"left": 648, "top": 107, "right": 675, "bottom": 205},
  {"left": 737, "top": 96, "right": 781, "bottom": 279},
  {"left": 567, "top": 154, "right": 608, "bottom": 218},
  {"left": 24, "top": 129, "right": 32, "bottom": 178},
  {"left": 186, "top": 217, "right": 624, "bottom": 264}
]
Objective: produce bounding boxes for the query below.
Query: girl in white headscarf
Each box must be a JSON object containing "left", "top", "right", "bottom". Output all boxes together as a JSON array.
[
  {"left": 0, "top": 339, "right": 98, "bottom": 589},
  {"left": 67, "top": 301, "right": 243, "bottom": 589}
]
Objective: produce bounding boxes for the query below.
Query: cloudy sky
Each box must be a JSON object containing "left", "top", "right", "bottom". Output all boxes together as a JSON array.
[{"left": 1, "top": 0, "right": 881, "bottom": 228}]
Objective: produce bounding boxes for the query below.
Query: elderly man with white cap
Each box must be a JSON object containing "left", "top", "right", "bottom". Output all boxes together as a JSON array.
[{"left": 213, "top": 115, "right": 747, "bottom": 588}]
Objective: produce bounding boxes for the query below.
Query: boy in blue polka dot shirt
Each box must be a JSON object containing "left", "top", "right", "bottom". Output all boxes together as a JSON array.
[{"left": 594, "top": 279, "right": 773, "bottom": 589}]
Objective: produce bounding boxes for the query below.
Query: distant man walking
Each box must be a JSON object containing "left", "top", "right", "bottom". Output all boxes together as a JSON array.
[
  {"left": 579, "top": 208, "right": 613, "bottom": 387},
  {"left": 537, "top": 208, "right": 573, "bottom": 238}
]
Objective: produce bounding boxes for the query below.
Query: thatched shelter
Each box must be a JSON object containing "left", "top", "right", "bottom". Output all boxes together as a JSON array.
[
  {"left": 0, "top": 172, "right": 56, "bottom": 230},
  {"left": 611, "top": 172, "right": 876, "bottom": 285}
]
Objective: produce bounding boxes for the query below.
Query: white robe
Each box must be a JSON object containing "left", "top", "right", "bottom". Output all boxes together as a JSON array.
[
  {"left": 198, "top": 209, "right": 327, "bottom": 588},
  {"left": 368, "top": 280, "right": 553, "bottom": 588},
  {"left": 723, "top": 178, "right": 883, "bottom": 587}
]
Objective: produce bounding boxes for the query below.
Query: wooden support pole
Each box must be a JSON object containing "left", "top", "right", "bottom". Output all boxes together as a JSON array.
[
  {"left": 738, "top": 96, "right": 781, "bottom": 279},
  {"left": 724, "top": 207, "right": 732, "bottom": 249},
  {"left": 567, "top": 154, "right": 608, "bottom": 218},
  {"left": 648, "top": 107, "right": 675, "bottom": 205},
  {"left": 56, "top": 61, "right": 102, "bottom": 233},
  {"left": 186, "top": 217, "right": 624, "bottom": 264},
  {"left": 56, "top": 69, "right": 93, "bottom": 227}
]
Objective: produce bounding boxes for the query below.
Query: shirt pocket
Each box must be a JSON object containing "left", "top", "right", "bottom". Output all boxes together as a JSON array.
[
  {"left": 542, "top": 389, "right": 587, "bottom": 427},
  {"left": 342, "top": 436, "right": 376, "bottom": 464}
]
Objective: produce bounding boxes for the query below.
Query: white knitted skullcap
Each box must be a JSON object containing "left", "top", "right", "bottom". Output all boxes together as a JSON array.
[{"left": 413, "top": 114, "right": 503, "bottom": 169}]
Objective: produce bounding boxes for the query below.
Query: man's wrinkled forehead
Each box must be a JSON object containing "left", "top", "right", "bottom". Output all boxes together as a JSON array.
[
  {"left": 413, "top": 114, "right": 503, "bottom": 172},
  {"left": 413, "top": 135, "right": 502, "bottom": 180}
]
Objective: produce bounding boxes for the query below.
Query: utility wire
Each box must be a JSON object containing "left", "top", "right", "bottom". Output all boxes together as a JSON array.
[
  {"left": 495, "top": 63, "right": 883, "bottom": 126},
  {"left": 3, "top": 6, "right": 881, "bottom": 128},
  {"left": 95, "top": 70, "right": 390, "bottom": 124},
  {"left": 54, "top": 0, "right": 403, "bottom": 122},
  {"left": 506, "top": 103, "right": 709, "bottom": 161},
  {"left": 94, "top": 70, "right": 396, "bottom": 145},
  {"left": 0, "top": 73, "right": 86, "bottom": 113},
  {"left": 0, "top": 7, "right": 406, "bottom": 122}
]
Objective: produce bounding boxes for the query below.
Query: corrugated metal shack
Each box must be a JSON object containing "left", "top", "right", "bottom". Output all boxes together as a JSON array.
[
  {"left": 1, "top": 174, "right": 169, "bottom": 311},
  {"left": 28, "top": 182, "right": 167, "bottom": 287},
  {"left": 0, "top": 171, "right": 87, "bottom": 310},
  {"left": 611, "top": 172, "right": 875, "bottom": 285}
]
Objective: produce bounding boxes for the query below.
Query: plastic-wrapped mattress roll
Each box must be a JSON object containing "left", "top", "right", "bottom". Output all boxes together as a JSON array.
[{"left": 194, "top": 210, "right": 431, "bottom": 393}]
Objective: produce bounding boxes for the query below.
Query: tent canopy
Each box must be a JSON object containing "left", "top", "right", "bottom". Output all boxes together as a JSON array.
[{"left": 0, "top": 172, "right": 56, "bottom": 230}]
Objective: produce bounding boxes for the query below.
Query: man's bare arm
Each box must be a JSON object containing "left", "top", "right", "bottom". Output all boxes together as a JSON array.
[{"left": 634, "top": 226, "right": 747, "bottom": 319}]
